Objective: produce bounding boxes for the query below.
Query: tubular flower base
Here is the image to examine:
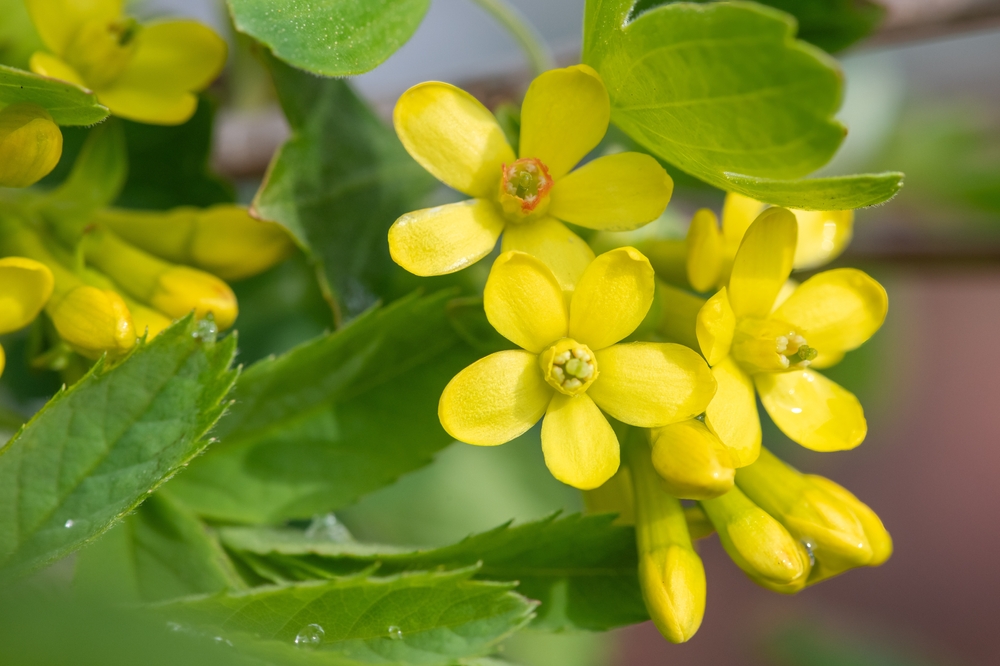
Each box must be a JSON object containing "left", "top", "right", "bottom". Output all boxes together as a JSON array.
[
  {"left": 26, "top": 0, "right": 227, "bottom": 125},
  {"left": 695, "top": 207, "right": 887, "bottom": 456},
  {"left": 389, "top": 65, "right": 674, "bottom": 290},
  {"left": 439, "top": 247, "right": 716, "bottom": 489}
]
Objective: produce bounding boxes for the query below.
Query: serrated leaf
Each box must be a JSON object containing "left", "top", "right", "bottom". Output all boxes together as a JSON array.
[
  {"left": 631, "top": 0, "right": 885, "bottom": 52},
  {"left": 220, "top": 513, "right": 646, "bottom": 631},
  {"left": 0, "top": 317, "right": 238, "bottom": 579},
  {"left": 0, "top": 64, "right": 108, "bottom": 125},
  {"left": 74, "top": 492, "right": 243, "bottom": 602},
  {"left": 228, "top": 0, "right": 430, "bottom": 77},
  {"left": 583, "top": 1, "right": 900, "bottom": 209},
  {"left": 168, "top": 291, "right": 479, "bottom": 524},
  {"left": 253, "top": 53, "right": 437, "bottom": 318},
  {"left": 167, "top": 568, "right": 535, "bottom": 665}
]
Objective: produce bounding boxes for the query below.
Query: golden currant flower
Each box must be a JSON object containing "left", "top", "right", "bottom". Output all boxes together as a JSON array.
[
  {"left": 26, "top": 0, "right": 226, "bottom": 125},
  {"left": 695, "top": 207, "right": 887, "bottom": 460},
  {"left": 439, "top": 247, "right": 715, "bottom": 489},
  {"left": 0, "top": 103, "right": 63, "bottom": 188},
  {"left": 0, "top": 257, "right": 54, "bottom": 375},
  {"left": 390, "top": 65, "right": 673, "bottom": 290},
  {"left": 685, "top": 192, "right": 854, "bottom": 292}
]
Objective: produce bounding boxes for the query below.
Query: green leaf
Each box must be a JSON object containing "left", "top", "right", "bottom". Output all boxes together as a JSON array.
[
  {"left": 220, "top": 513, "right": 646, "bottom": 631},
  {"left": 0, "top": 317, "right": 238, "bottom": 579},
  {"left": 169, "top": 567, "right": 535, "bottom": 665},
  {"left": 253, "top": 52, "right": 437, "bottom": 317},
  {"left": 74, "top": 492, "right": 243, "bottom": 602},
  {"left": 0, "top": 64, "right": 108, "bottom": 125},
  {"left": 168, "top": 291, "right": 480, "bottom": 524},
  {"left": 583, "top": 1, "right": 900, "bottom": 209},
  {"left": 228, "top": 0, "right": 430, "bottom": 77},
  {"left": 630, "top": 0, "right": 885, "bottom": 52}
]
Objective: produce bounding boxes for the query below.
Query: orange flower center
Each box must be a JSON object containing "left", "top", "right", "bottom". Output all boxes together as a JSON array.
[{"left": 498, "top": 158, "right": 553, "bottom": 221}]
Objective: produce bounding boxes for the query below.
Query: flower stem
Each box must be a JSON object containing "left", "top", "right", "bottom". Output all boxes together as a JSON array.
[{"left": 468, "top": 0, "right": 555, "bottom": 76}]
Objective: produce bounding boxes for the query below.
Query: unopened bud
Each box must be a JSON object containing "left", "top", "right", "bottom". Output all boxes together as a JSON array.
[
  {"left": 48, "top": 286, "right": 135, "bottom": 359},
  {"left": 0, "top": 257, "right": 54, "bottom": 334},
  {"left": 685, "top": 208, "right": 724, "bottom": 293},
  {"left": 736, "top": 448, "right": 873, "bottom": 572},
  {"left": 651, "top": 420, "right": 734, "bottom": 500},
  {"left": 0, "top": 103, "right": 63, "bottom": 188},
  {"left": 806, "top": 474, "right": 892, "bottom": 567},
  {"left": 149, "top": 266, "right": 237, "bottom": 330},
  {"left": 700, "top": 486, "right": 811, "bottom": 594},
  {"left": 625, "top": 431, "right": 705, "bottom": 642}
]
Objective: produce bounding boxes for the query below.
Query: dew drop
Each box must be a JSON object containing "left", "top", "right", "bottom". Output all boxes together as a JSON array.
[
  {"left": 166, "top": 621, "right": 184, "bottom": 632},
  {"left": 294, "top": 623, "right": 325, "bottom": 647},
  {"left": 192, "top": 317, "right": 218, "bottom": 342},
  {"left": 305, "top": 513, "right": 353, "bottom": 542},
  {"left": 387, "top": 625, "right": 403, "bottom": 640},
  {"left": 801, "top": 538, "right": 817, "bottom": 567},
  {"left": 64, "top": 519, "right": 74, "bottom": 528}
]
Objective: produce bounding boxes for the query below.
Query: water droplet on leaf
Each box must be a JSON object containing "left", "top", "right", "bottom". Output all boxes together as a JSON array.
[
  {"left": 294, "top": 623, "right": 325, "bottom": 647},
  {"left": 387, "top": 625, "right": 403, "bottom": 640},
  {"left": 64, "top": 519, "right": 74, "bottom": 528}
]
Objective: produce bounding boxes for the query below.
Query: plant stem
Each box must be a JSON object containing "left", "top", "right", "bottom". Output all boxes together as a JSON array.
[{"left": 468, "top": 0, "right": 555, "bottom": 76}]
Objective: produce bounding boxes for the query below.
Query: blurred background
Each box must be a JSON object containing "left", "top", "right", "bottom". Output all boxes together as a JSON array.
[{"left": 9, "top": 0, "right": 1000, "bottom": 664}]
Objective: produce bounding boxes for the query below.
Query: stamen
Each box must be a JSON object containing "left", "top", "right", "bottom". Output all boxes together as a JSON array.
[
  {"left": 499, "top": 158, "right": 553, "bottom": 218},
  {"left": 777, "top": 331, "right": 818, "bottom": 368},
  {"left": 542, "top": 339, "right": 599, "bottom": 395}
]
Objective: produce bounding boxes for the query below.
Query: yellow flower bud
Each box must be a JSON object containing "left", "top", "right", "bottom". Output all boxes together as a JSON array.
[
  {"left": 806, "top": 474, "right": 892, "bottom": 567},
  {"left": 95, "top": 205, "right": 296, "bottom": 281},
  {"left": 736, "top": 448, "right": 874, "bottom": 572},
  {"left": 685, "top": 208, "right": 724, "bottom": 293},
  {"left": 626, "top": 432, "right": 705, "bottom": 643},
  {"left": 651, "top": 419, "right": 735, "bottom": 500},
  {"left": 0, "top": 257, "right": 54, "bottom": 334},
  {"left": 48, "top": 285, "right": 136, "bottom": 359},
  {"left": 700, "top": 486, "right": 811, "bottom": 594},
  {"left": 0, "top": 103, "right": 63, "bottom": 188}
]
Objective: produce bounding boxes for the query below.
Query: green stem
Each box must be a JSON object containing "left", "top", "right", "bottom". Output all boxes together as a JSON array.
[{"left": 468, "top": 0, "right": 555, "bottom": 76}]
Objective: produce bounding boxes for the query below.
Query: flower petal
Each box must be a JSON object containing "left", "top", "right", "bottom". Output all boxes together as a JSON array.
[
  {"left": 722, "top": 192, "right": 765, "bottom": 250},
  {"left": 773, "top": 268, "right": 887, "bottom": 355},
  {"left": 755, "top": 369, "right": 867, "bottom": 452},
  {"left": 28, "top": 52, "right": 85, "bottom": 87},
  {"left": 114, "top": 21, "right": 227, "bottom": 95},
  {"left": 704, "top": 357, "right": 761, "bottom": 467},
  {"left": 394, "top": 81, "right": 514, "bottom": 198},
  {"left": 0, "top": 257, "right": 54, "bottom": 334},
  {"left": 569, "top": 247, "right": 654, "bottom": 350},
  {"left": 589, "top": 342, "right": 716, "bottom": 428},
  {"left": 484, "top": 251, "right": 567, "bottom": 353},
  {"left": 389, "top": 199, "right": 505, "bottom": 276},
  {"left": 548, "top": 152, "right": 672, "bottom": 230},
  {"left": 696, "top": 287, "right": 735, "bottom": 366},
  {"left": 728, "top": 207, "right": 797, "bottom": 320},
  {"left": 95, "top": 86, "right": 198, "bottom": 125},
  {"left": 26, "top": 0, "right": 123, "bottom": 55},
  {"left": 791, "top": 209, "right": 853, "bottom": 269},
  {"left": 686, "top": 208, "right": 724, "bottom": 293},
  {"left": 439, "top": 350, "right": 552, "bottom": 446},
  {"left": 541, "top": 392, "right": 619, "bottom": 489},
  {"left": 501, "top": 217, "right": 594, "bottom": 292},
  {"left": 519, "top": 64, "right": 610, "bottom": 179}
]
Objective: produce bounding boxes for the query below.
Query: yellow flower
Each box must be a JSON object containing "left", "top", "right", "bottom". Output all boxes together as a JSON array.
[
  {"left": 650, "top": 419, "right": 735, "bottom": 500},
  {"left": 26, "top": 0, "right": 227, "bottom": 125},
  {"left": 0, "top": 103, "right": 63, "bottom": 188},
  {"left": 439, "top": 247, "right": 715, "bottom": 489},
  {"left": 389, "top": 65, "right": 673, "bottom": 290},
  {"left": 686, "top": 192, "right": 854, "bottom": 293},
  {"left": 0, "top": 257, "right": 54, "bottom": 375},
  {"left": 695, "top": 207, "right": 887, "bottom": 459}
]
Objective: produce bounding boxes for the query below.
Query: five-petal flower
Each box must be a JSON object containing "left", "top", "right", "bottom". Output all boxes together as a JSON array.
[
  {"left": 390, "top": 65, "right": 674, "bottom": 291},
  {"left": 439, "top": 247, "right": 715, "bottom": 489}
]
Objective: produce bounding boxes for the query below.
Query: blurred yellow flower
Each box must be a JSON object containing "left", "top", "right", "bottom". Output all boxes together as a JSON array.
[
  {"left": 390, "top": 65, "right": 673, "bottom": 290},
  {"left": 26, "top": 0, "right": 227, "bottom": 125},
  {"left": 439, "top": 247, "right": 715, "bottom": 489},
  {"left": 0, "top": 103, "right": 63, "bottom": 188},
  {"left": 695, "top": 208, "right": 887, "bottom": 459},
  {"left": 0, "top": 257, "right": 54, "bottom": 375}
]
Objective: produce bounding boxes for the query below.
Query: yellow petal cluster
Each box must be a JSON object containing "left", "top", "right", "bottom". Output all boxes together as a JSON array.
[
  {"left": 439, "top": 247, "right": 715, "bottom": 489},
  {"left": 390, "top": 66, "right": 674, "bottom": 290},
  {"left": 26, "top": 0, "right": 227, "bottom": 125}
]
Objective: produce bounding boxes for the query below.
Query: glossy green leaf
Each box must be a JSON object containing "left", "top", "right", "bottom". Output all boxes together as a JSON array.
[
  {"left": 583, "top": 1, "right": 901, "bottom": 209},
  {"left": 253, "top": 53, "right": 436, "bottom": 317},
  {"left": 168, "top": 291, "right": 480, "bottom": 524},
  {"left": 169, "top": 568, "right": 535, "bottom": 664},
  {"left": 221, "top": 513, "right": 646, "bottom": 631},
  {"left": 228, "top": 0, "right": 430, "bottom": 76},
  {"left": 75, "top": 492, "right": 243, "bottom": 602},
  {"left": 631, "top": 0, "right": 885, "bottom": 52},
  {"left": 0, "top": 64, "right": 108, "bottom": 125},
  {"left": 723, "top": 171, "right": 905, "bottom": 209},
  {"left": 0, "top": 317, "right": 238, "bottom": 579}
]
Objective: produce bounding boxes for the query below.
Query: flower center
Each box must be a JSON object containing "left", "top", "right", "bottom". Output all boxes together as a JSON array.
[
  {"left": 498, "top": 158, "right": 553, "bottom": 221},
  {"left": 539, "top": 338, "right": 598, "bottom": 396},
  {"left": 66, "top": 18, "right": 140, "bottom": 89},
  {"left": 776, "top": 332, "right": 817, "bottom": 369}
]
